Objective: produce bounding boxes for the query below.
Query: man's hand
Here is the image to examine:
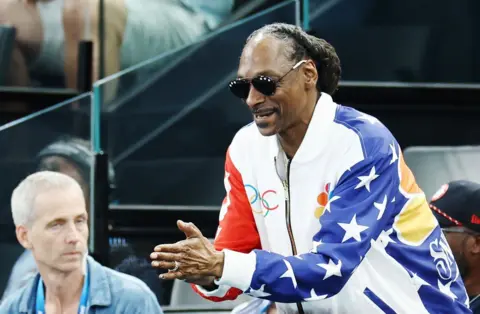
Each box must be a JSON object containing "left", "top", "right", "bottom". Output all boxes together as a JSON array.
[
  {"left": 181, "top": 275, "right": 216, "bottom": 287},
  {"left": 150, "top": 220, "right": 224, "bottom": 283}
]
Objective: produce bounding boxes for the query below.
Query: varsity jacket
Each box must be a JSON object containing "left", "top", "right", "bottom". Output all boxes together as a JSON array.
[{"left": 193, "top": 93, "right": 471, "bottom": 314}]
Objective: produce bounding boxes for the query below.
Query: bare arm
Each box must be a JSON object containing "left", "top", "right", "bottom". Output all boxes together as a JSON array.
[
  {"left": 63, "top": 0, "right": 82, "bottom": 89},
  {"left": 0, "top": 0, "right": 40, "bottom": 86},
  {"left": 6, "top": 43, "right": 31, "bottom": 87},
  {"left": 63, "top": 0, "right": 123, "bottom": 104}
]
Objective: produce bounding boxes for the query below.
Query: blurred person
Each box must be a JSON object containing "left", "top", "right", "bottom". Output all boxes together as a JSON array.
[
  {"left": 34, "top": 136, "right": 116, "bottom": 203},
  {"left": 150, "top": 23, "right": 471, "bottom": 313},
  {"left": 0, "top": 0, "right": 233, "bottom": 99},
  {"left": 429, "top": 180, "right": 480, "bottom": 313},
  {"left": 114, "top": 255, "right": 165, "bottom": 302},
  {"left": 0, "top": 171, "right": 163, "bottom": 313},
  {"left": 0, "top": 135, "right": 112, "bottom": 240},
  {"left": 1, "top": 136, "right": 164, "bottom": 304}
]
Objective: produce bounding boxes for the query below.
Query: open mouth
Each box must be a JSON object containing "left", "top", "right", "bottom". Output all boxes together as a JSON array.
[{"left": 253, "top": 108, "right": 277, "bottom": 119}]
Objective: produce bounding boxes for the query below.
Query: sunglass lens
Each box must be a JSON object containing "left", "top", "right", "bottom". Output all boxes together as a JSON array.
[
  {"left": 228, "top": 79, "right": 250, "bottom": 99},
  {"left": 252, "top": 76, "right": 276, "bottom": 96}
]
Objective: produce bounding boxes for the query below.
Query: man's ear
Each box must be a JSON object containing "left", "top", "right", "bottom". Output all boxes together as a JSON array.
[
  {"left": 303, "top": 60, "right": 318, "bottom": 91},
  {"left": 471, "top": 235, "right": 480, "bottom": 255},
  {"left": 16, "top": 225, "right": 32, "bottom": 250}
]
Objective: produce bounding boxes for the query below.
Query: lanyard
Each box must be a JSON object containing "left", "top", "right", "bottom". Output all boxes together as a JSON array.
[{"left": 35, "top": 270, "right": 89, "bottom": 314}]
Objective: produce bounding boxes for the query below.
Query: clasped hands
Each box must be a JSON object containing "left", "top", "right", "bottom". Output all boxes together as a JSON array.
[{"left": 150, "top": 220, "right": 224, "bottom": 287}]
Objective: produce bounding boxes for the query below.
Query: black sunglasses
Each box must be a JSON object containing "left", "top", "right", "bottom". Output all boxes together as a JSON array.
[{"left": 228, "top": 60, "right": 307, "bottom": 100}]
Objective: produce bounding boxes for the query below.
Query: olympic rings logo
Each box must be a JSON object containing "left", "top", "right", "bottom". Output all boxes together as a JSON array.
[{"left": 244, "top": 184, "right": 279, "bottom": 217}]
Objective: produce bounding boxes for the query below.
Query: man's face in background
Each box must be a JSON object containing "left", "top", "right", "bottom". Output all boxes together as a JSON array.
[
  {"left": 38, "top": 156, "right": 90, "bottom": 211},
  {"left": 444, "top": 230, "right": 470, "bottom": 277},
  {"left": 443, "top": 227, "right": 480, "bottom": 280}
]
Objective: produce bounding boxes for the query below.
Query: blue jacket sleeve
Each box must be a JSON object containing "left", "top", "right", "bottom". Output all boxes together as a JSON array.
[{"left": 216, "top": 151, "right": 400, "bottom": 302}]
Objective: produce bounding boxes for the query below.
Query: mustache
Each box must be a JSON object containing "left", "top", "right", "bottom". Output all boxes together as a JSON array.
[{"left": 251, "top": 106, "right": 279, "bottom": 115}]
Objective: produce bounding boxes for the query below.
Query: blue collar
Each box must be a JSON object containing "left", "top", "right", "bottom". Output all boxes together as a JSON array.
[{"left": 35, "top": 270, "right": 89, "bottom": 314}]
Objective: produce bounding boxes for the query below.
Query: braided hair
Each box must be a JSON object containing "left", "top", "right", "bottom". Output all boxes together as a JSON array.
[{"left": 246, "top": 23, "right": 341, "bottom": 95}]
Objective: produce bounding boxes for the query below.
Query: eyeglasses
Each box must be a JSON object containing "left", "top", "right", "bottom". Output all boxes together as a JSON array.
[
  {"left": 442, "top": 226, "right": 480, "bottom": 236},
  {"left": 228, "top": 60, "right": 307, "bottom": 100}
]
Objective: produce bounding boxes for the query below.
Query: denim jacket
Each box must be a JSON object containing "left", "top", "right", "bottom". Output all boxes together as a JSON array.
[{"left": 0, "top": 256, "right": 164, "bottom": 314}]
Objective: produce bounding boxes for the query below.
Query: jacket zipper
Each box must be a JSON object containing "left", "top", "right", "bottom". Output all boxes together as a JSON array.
[{"left": 282, "top": 159, "right": 305, "bottom": 314}]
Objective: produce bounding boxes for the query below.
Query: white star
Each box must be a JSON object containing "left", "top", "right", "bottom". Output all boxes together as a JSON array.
[
  {"left": 219, "top": 173, "right": 231, "bottom": 221},
  {"left": 280, "top": 260, "right": 297, "bottom": 288},
  {"left": 304, "top": 288, "right": 328, "bottom": 301},
  {"left": 438, "top": 280, "right": 457, "bottom": 300},
  {"left": 294, "top": 255, "right": 304, "bottom": 260},
  {"left": 355, "top": 167, "right": 379, "bottom": 192},
  {"left": 389, "top": 143, "right": 398, "bottom": 165},
  {"left": 391, "top": 197, "right": 395, "bottom": 203},
  {"left": 358, "top": 113, "right": 378, "bottom": 124},
  {"left": 248, "top": 284, "right": 271, "bottom": 298},
  {"left": 215, "top": 227, "right": 222, "bottom": 239},
  {"left": 460, "top": 278, "right": 469, "bottom": 305},
  {"left": 378, "top": 228, "right": 396, "bottom": 248},
  {"left": 374, "top": 195, "right": 387, "bottom": 220},
  {"left": 324, "top": 195, "right": 341, "bottom": 213},
  {"left": 411, "top": 273, "right": 429, "bottom": 291},
  {"left": 318, "top": 259, "right": 342, "bottom": 280},
  {"left": 310, "top": 239, "right": 323, "bottom": 252},
  {"left": 338, "top": 214, "right": 369, "bottom": 243}
]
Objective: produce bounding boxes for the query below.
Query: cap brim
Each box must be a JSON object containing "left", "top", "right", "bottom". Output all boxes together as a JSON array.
[{"left": 432, "top": 210, "right": 457, "bottom": 229}]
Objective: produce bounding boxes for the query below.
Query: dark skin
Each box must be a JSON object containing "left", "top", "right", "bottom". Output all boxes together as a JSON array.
[
  {"left": 444, "top": 230, "right": 480, "bottom": 297},
  {"left": 151, "top": 34, "right": 320, "bottom": 287},
  {"left": 151, "top": 220, "right": 223, "bottom": 285},
  {"left": 239, "top": 33, "right": 319, "bottom": 157}
]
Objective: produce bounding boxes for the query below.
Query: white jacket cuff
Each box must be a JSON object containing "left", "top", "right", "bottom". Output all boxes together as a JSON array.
[{"left": 214, "top": 249, "right": 256, "bottom": 292}]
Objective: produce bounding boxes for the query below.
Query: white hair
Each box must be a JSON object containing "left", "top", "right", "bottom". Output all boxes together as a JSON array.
[{"left": 11, "top": 171, "right": 83, "bottom": 227}]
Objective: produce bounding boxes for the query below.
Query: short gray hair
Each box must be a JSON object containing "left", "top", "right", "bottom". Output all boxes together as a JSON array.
[{"left": 11, "top": 171, "right": 83, "bottom": 227}]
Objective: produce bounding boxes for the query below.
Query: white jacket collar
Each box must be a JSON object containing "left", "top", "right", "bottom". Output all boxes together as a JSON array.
[{"left": 268, "top": 92, "right": 338, "bottom": 164}]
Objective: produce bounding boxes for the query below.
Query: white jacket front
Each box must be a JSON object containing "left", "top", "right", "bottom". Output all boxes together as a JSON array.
[{"left": 193, "top": 93, "right": 470, "bottom": 314}]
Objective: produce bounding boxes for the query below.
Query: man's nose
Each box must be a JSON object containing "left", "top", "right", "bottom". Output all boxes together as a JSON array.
[
  {"left": 64, "top": 223, "right": 81, "bottom": 244},
  {"left": 245, "top": 85, "right": 266, "bottom": 109}
]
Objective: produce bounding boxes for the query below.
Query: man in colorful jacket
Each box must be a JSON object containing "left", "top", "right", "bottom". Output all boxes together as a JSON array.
[{"left": 151, "top": 23, "right": 471, "bottom": 313}]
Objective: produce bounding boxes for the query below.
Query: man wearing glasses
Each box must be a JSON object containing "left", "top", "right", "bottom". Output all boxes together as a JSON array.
[
  {"left": 151, "top": 23, "right": 470, "bottom": 313},
  {"left": 430, "top": 180, "right": 480, "bottom": 313}
]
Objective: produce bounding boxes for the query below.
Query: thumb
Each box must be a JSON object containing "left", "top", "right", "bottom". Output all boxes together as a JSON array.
[{"left": 177, "top": 220, "right": 203, "bottom": 239}]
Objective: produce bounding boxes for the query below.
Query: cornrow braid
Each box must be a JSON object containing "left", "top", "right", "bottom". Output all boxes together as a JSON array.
[{"left": 246, "top": 23, "right": 341, "bottom": 95}]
